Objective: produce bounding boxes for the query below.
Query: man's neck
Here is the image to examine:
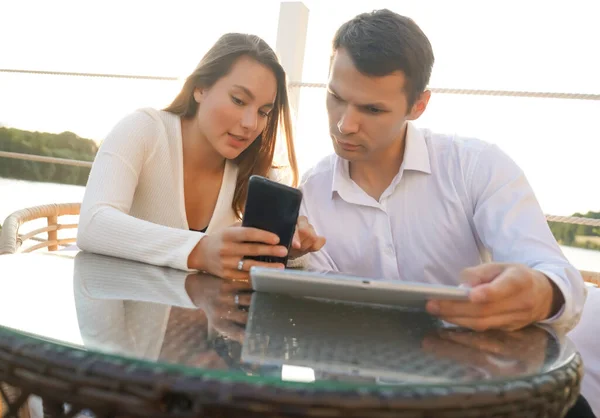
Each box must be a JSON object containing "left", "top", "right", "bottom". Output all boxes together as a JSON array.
[{"left": 349, "top": 124, "right": 407, "bottom": 201}]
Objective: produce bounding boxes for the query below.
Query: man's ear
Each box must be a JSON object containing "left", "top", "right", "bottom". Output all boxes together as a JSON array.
[{"left": 407, "top": 90, "right": 431, "bottom": 121}]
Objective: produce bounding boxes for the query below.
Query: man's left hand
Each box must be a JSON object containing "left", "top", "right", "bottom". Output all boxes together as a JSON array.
[{"left": 425, "top": 263, "right": 563, "bottom": 331}]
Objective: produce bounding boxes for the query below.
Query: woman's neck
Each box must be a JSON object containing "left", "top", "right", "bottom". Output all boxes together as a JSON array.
[{"left": 181, "top": 116, "right": 225, "bottom": 174}]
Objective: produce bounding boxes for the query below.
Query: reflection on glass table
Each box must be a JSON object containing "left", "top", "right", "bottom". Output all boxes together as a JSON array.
[{"left": 0, "top": 250, "right": 583, "bottom": 418}]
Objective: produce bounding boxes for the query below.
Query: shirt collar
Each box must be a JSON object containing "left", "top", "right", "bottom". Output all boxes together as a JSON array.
[
  {"left": 331, "top": 155, "right": 350, "bottom": 197},
  {"left": 331, "top": 122, "right": 431, "bottom": 199},
  {"left": 403, "top": 121, "right": 432, "bottom": 175}
]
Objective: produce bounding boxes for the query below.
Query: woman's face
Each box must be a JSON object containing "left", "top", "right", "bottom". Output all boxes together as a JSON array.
[{"left": 193, "top": 55, "right": 278, "bottom": 160}]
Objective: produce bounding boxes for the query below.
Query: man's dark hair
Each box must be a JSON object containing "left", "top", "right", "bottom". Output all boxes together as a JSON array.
[{"left": 332, "top": 9, "right": 435, "bottom": 107}]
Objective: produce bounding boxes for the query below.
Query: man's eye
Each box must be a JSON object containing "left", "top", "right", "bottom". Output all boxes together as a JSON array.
[{"left": 329, "top": 91, "right": 342, "bottom": 101}]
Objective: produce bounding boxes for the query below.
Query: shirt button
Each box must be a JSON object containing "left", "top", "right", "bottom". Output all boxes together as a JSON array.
[{"left": 385, "top": 245, "right": 395, "bottom": 255}]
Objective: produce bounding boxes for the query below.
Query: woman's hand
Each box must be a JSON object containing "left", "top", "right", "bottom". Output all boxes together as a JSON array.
[
  {"left": 185, "top": 273, "right": 252, "bottom": 343},
  {"left": 188, "top": 225, "right": 288, "bottom": 280}
]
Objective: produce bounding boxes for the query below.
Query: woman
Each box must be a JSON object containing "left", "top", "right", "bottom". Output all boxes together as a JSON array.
[{"left": 77, "top": 33, "right": 325, "bottom": 279}]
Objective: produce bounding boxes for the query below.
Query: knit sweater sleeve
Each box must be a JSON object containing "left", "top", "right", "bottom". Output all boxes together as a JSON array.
[{"left": 76, "top": 110, "right": 202, "bottom": 271}]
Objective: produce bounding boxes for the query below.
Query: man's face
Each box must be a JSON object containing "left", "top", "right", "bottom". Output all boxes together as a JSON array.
[{"left": 326, "top": 48, "right": 428, "bottom": 164}]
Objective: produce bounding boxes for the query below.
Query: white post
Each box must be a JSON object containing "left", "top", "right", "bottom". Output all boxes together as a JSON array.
[{"left": 276, "top": 1, "right": 309, "bottom": 120}]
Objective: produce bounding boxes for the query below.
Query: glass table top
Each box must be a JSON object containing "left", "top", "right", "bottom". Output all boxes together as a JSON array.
[{"left": 0, "top": 250, "right": 577, "bottom": 390}]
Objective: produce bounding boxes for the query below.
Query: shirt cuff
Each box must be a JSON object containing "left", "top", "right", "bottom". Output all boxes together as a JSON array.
[
  {"left": 287, "top": 254, "right": 309, "bottom": 269},
  {"left": 174, "top": 233, "right": 206, "bottom": 272},
  {"left": 534, "top": 269, "right": 573, "bottom": 331}
]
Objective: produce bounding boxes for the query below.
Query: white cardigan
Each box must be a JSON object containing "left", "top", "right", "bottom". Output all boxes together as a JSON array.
[
  {"left": 77, "top": 108, "right": 295, "bottom": 271},
  {"left": 73, "top": 251, "right": 197, "bottom": 361}
]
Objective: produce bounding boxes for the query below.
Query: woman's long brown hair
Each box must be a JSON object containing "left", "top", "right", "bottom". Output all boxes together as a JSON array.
[{"left": 164, "top": 33, "right": 299, "bottom": 218}]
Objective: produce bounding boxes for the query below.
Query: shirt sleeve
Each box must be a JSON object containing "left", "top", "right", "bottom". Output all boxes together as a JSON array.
[
  {"left": 297, "top": 178, "right": 340, "bottom": 272},
  {"left": 76, "top": 110, "right": 202, "bottom": 271},
  {"left": 467, "top": 143, "right": 586, "bottom": 332}
]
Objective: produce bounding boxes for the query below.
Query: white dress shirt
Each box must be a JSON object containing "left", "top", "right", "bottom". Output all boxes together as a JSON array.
[
  {"left": 568, "top": 285, "right": 600, "bottom": 416},
  {"left": 299, "top": 122, "right": 586, "bottom": 331}
]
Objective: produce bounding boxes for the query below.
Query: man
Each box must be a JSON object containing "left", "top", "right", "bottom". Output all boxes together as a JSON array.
[
  {"left": 568, "top": 286, "right": 600, "bottom": 416},
  {"left": 299, "top": 9, "right": 586, "bottom": 333}
]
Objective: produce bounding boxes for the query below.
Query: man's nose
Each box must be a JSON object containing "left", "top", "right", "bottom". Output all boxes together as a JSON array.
[{"left": 337, "top": 108, "right": 359, "bottom": 135}]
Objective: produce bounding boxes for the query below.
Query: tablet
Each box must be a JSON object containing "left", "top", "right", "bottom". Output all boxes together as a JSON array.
[
  {"left": 241, "top": 292, "right": 489, "bottom": 383},
  {"left": 249, "top": 267, "right": 470, "bottom": 310}
]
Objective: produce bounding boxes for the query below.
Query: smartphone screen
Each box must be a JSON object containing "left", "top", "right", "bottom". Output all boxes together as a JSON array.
[{"left": 241, "top": 175, "right": 302, "bottom": 265}]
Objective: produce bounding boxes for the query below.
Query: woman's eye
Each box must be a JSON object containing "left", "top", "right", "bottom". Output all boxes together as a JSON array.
[{"left": 231, "top": 96, "right": 244, "bottom": 105}]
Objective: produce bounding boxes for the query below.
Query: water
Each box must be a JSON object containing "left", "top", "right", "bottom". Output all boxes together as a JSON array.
[
  {"left": 0, "top": 178, "right": 85, "bottom": 222},
  {"left": 560, "top": 246, "right": 600, "bottom": 273},
  {"left": 0, "top": 178, "right": 85, "bottom": 241},
  {"left": 2, "top": 178, "right": 599, "bottom": 273},
  {"left": 2, "top": 1, "right": 600, "bottom": 217}
]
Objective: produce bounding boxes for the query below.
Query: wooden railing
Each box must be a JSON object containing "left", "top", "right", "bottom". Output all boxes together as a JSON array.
[{"left": 0, "top": 151, "right": 92, "bottom": 168}]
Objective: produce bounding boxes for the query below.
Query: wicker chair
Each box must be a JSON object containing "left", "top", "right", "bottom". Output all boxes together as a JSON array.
[
  {"left": 581, "top": 270, "right": 600, "bottom": 287},
  {"left": 0, "top": 203, "right": 79, "bottom": 416},
  {"left": 0, "top": 383, "right": 31, "bottom": 418},
  {"left": 0, "top": 203, "right": 80, "bottom": 255}
]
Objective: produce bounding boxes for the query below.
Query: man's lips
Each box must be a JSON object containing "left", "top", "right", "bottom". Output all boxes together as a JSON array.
[{"left": 334, "top": 137, "right": 361, "bottom": 150}]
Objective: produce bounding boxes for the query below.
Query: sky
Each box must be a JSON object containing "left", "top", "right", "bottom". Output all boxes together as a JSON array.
[{"left": 1, "top": 0, "right": 599, "bottom": 215}]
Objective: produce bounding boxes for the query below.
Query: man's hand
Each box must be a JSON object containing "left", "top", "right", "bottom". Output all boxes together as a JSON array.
[
  {"left": 288, "top": 216, "right": 326, "bottom": 259},
  {"left": 421, "top": 326, "right": 548, "bottom": 376},
  {"left": 425, "top": 263, "right": 564, "bottom": 331}
]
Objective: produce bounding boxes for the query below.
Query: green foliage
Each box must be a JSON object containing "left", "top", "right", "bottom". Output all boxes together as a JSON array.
[
  {"left": 0, "top": 127, "right": 98, "bottom": 186},
  {"left": 548, "top": 211, "right": 600, "bottom": 251}
]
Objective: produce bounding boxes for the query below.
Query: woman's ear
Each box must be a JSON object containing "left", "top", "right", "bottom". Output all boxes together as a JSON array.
[{"left": 193, "top": 88, "right": 204, "bottom": 104}]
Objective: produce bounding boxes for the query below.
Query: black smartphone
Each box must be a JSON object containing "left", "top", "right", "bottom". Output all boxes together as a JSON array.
[{"left": 241, "top": 175, "right": 303, "bottom": 265}]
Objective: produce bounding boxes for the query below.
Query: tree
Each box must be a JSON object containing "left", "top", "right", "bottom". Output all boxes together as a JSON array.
[{"left": 0, "top": 127, "right": 98, "bottom": 186}]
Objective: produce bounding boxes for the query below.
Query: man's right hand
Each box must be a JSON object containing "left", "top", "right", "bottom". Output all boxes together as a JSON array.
[{"left": 187, "top": 225, "right": 288, "bottom": 280}]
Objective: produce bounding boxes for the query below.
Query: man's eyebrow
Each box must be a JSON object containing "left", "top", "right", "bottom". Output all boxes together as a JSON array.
[{"left": 328, "top": 85, "right": 388, "bottom": 108}]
